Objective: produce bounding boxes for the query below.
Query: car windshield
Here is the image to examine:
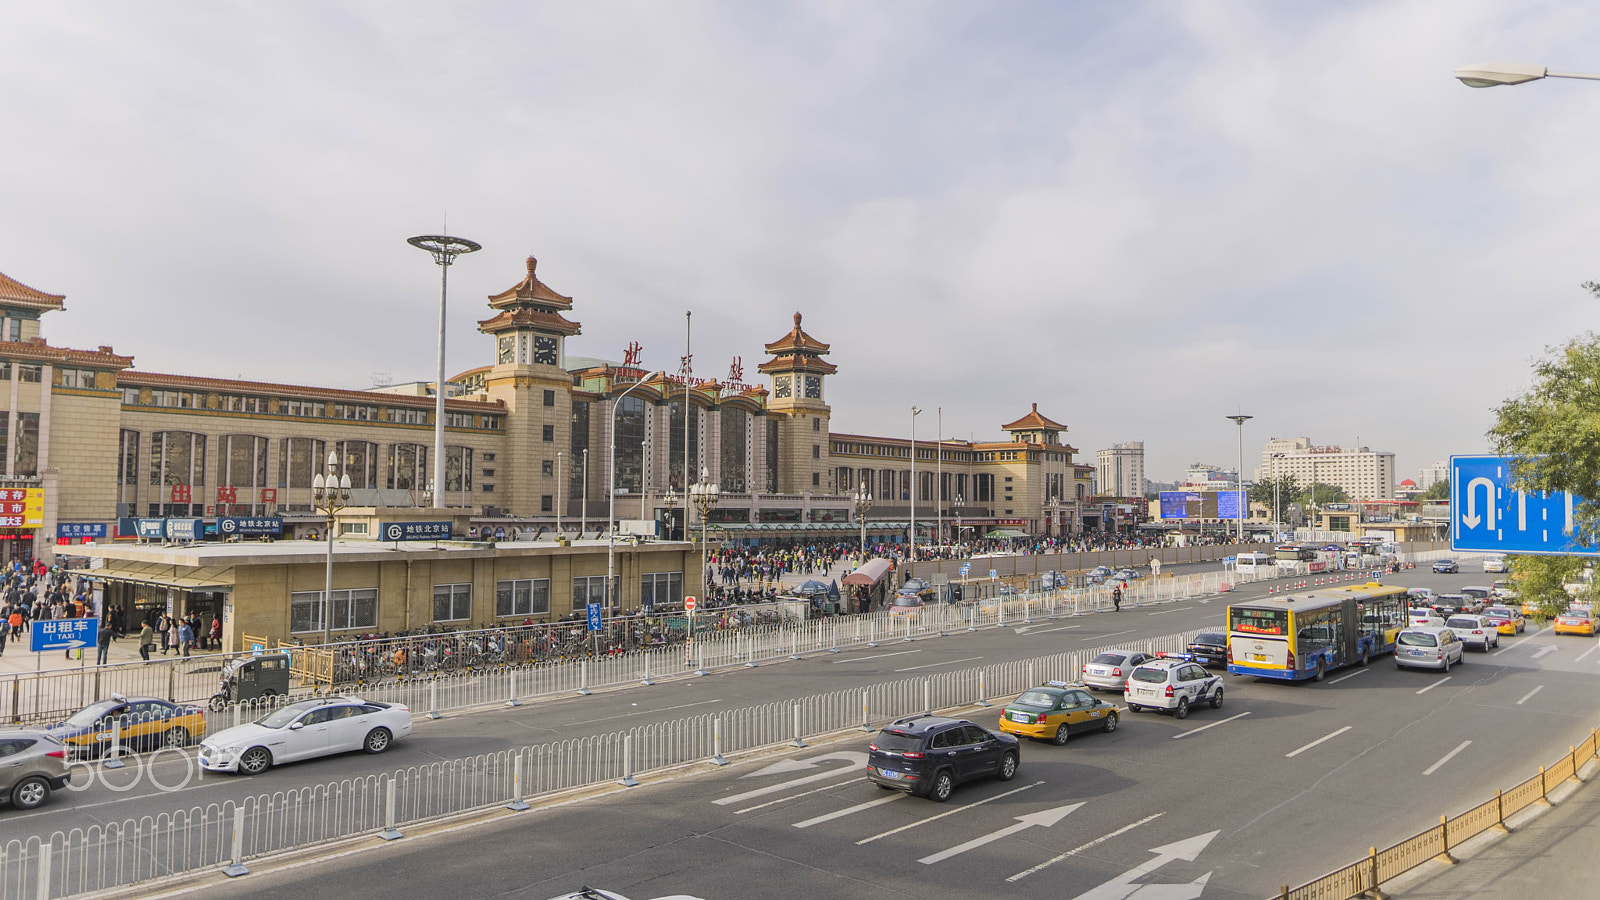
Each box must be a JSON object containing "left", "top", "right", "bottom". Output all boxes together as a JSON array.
[
  {"left": 1129, "top": 667, "right": 1168, "bottom": 683},
  {"left": 63, "top": 700, "right": 122, "bottom": 728},
  {"left": 872, "top": 730, "right": 923, "bottom": 752},
  {"left": 1446, "top": 617, "right": 1479, "bottom": 629},
  {"left": 1091, "top": 653, "right": 1127, "bottom": 666},
  {"left": 1192, "top": 632, "right": 1225, "bottom": 644},
  {"left": 892, "top": 596, "right": 921, "bottom": 607},
  {"left": 1485, "top": 608, "right": 1514, "bottom": 618},
  {"left": 256, "top": 703, "right": 318, "bottom": 729},
  {"left": 1399, "top": 632, "right": 1439, "bottom": 647},
  {"left": 1015, "top": 691, "right": 1059, "bottom": 707}
]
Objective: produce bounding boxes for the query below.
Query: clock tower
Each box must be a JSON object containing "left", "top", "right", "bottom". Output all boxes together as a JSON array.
[
  {"left": 478, "top": 256, "right": 582, "bottom": 516},
  {"left": 757, "top": 312, "right": 835, "bottom": 494}
]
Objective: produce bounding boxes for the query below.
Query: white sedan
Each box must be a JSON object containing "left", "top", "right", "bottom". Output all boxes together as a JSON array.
[
  {"left": 1444, "top": 615, "right": 1500, "bottom": 651},
  {"left": 199, "top": 697, "right": 412, "bottom": 775}
]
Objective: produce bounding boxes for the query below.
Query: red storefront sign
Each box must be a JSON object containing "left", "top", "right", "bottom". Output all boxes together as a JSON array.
[
  {"left": 217, "top": 486, "right": 238, "bottom": 503},
  {"left": 260, "top": 489, "right": 277, "bottom": 502},
  {"left": 170, "top": 484, "right": 192, "bottom": 503}
]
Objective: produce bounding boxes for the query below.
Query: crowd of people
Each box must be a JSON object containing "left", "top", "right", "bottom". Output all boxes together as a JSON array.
[{"left": 0, "top": 559, "right": 101, "bottom": 660}]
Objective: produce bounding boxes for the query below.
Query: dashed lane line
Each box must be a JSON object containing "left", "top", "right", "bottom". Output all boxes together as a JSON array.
[
  {"left": 1171, "top": 711, "right": 1251, "bottom": 740},
  {"left": 1286, "top": 726, "right": 1351, "bottom": 758},
  {"left": 1423, "top": 740, "right": 1472, "bottom": 776}
]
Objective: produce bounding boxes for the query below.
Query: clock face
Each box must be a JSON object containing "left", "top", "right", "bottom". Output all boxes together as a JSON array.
[
  {"left": 773, "top": 375, "right": 792, "bottom": 399},
  {"left": 533, "top": 335, "right": 559, "bottom": 366},
  {"left": 803, "top": 375, "right": 821, "bottom": 399},
  {"left": 497, "top": 335, "right": 515, "bottom": 365}
]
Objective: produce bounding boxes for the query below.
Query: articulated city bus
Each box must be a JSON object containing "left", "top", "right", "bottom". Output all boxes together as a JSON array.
[{"left": 1227, "top": 583, "right": 1408, "bottom": 681}]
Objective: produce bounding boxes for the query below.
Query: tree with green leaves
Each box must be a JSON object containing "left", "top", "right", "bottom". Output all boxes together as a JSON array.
[
  {"left": 1509, "top": 555, "right": 1589, "bottom": 619},
  {"left": 1300, "top": 483, "right": 1348, "bottom": 506},
  {"left": 1419, "top": 479, "right": 1449, "bottom": 501},
  {"left": 1249, "top": 475, "right": 1300, "bottom": 524}
]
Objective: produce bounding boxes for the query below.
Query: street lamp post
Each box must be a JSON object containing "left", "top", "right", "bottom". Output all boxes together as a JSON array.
[
  {"left": 607, "top": 372, "right": 666, "bottom": 632},
  {"left": 581, "top": 449, "right": 589, "bottom": 536},
  {"left": 688, "top": 467, "right": 719, "bottom": 663},
  {"left": 935, "top": 407, "right": 943, "bottom": 547},
  {"left": 556, "top": 450, "right": 564, "bottom": 536},
  {"left": 909, "top": 406, "right": 921, "bottom": 568},
  {"left": 853, "top": 482, "right": 873, "bottom": 563},
  {"left": 1455, "top": 62, "right": 1600, "bottom": 88},
  {"left": 312, "top": 451, "right": 353, "bottom": 651},
  {"left": 406, "top": 235, "right": 481, "bottom": 514},
  {"left": 661, "top": 486, "right": 680, "bottom": 542},
  {"left": 1226, "top": 415, "right": 1252, "bottom": 542}
]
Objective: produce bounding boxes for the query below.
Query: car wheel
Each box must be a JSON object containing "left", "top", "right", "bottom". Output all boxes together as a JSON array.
[
  {"left": 238, "top": 747, "right": 272, "bottom": 775},
  {"left": 11, "top": 776, "right": 50, "bottom": 810},
  {"left": 363, "top": 727, "right": 392, "bottom": 754},
  {"left": 1174, "top": 698, "right": 1190, "bottom": 720},
  {"left": 164, "top": 725, "right": 191, "bottom": 748},
  {"left": 1441, "top": 657, "right": 1450, "bottom": 674},
  {"left": 1052, "top": 724, "right": 1070, "bottom": 746},
  {"left": 1129, "top": 704, "right": 1142, "bottom": 713},
  {"left": 1358, "top": 647, "right": 1369, "bottom": 667},
  {"left": 1314, "top": 660, "right": 1326, "bottom": 682},
  {"left": 1210, "top": 687, "right": 1225, "bottom": 709},
  {"left": 1102, "top": 712, "right": 1118, "bottom": 733},
  {"left": 928, "top": 769, "right": 955, "bottom": 802},
  {"left": 996, "top": 752, "right": 1018, "bottom": 781}
]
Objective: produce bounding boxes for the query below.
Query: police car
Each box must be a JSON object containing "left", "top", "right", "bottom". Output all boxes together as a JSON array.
[
  {"left": 997, "top": 681, "right": 1120, "bottom": 745},
  {"left": 1122, "top": 654, "right": 1225, "bottom": 719}
]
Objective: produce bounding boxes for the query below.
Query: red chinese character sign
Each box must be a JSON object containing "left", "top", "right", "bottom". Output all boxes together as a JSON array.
[
  {"left": 217, "top": 486, "right": 238, "bottom": 504},
  {"left": 170, "top": 484, "right": 192, "bottom": 503},
  {"left": 623, "top": 341, "right": 643, "bottom": 368}
]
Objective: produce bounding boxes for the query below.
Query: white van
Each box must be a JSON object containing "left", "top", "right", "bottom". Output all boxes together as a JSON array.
[
  {"left": 1235, "top": 552, "right": 1274, "bottom": 574},
  {"left": 1483, "top": 554, "right": 1508, "bottom": 574}
]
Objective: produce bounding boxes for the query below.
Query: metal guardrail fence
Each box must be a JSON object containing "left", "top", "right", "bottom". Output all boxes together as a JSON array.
[
  {"left": 1, "top": 564, "right": 1257, "bottom": 727},
  {"left": 1271, "top": 730, "right": 1600, "bottom": 900},
  {"left": 0, "top": 627, "right": 1204, "bottom": 900}
]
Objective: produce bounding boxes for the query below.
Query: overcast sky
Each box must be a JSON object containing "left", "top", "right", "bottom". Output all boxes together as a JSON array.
[{"left": 1, "top": 1, "right": 1595, "bottom": 483}]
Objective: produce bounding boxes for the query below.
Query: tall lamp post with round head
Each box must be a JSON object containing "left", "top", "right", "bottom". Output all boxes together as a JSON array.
[
  {"left": 853, "top": 482, "right": 873, "bottom": 564},
  {"left": 312, "top": 451, "right": 353, "bottom": 652},
  {"left": 1454, "top": 62, "right": 1600, "bottom": 88},
  {"left": 688, "top": 468, "right": 719, "bottom": 665},
  {"left": 1226, "top": 415, "right": 1253, "bottom": 542},
  {"left": 406, "top": 234, "right": 481, "bottom": 514},
  {"left": 606, "top": 371, "right": 665, "bottom": 631},
  {"left": 909, "top": 406, "right": 922, "bottom": 570}
]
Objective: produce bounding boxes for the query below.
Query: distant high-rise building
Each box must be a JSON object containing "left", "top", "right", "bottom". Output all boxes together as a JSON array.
[
  {"left": 1258, "top": 437, "right": 1396, "bottom": 500},
  {"left": 1182, "top": 463, "right": 1236, "bottom": 489},
  {"left": 1418, "top": 460, "right": 1448, "bottom": 489},
  {"left": 1097, "top": 441, "right": 1146, "bottom": 498}
]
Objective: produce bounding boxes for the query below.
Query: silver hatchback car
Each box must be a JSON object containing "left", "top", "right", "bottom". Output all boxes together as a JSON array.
[
  {"left": 1395, "top": 627, "right": 1465, "bottom": 673},
  {"left": 0, "top": 730, "right": 72, "bottom": 811},
  {"left": 1080, "top": 650, "right": 1153, "bottom": 692}
]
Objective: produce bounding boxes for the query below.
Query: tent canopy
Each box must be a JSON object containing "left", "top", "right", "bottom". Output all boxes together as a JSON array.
[
  {"left": 984, "top": 529, "right": 1028, "bottom": 539},
  {"left": 842, "top": 558, "right": 893, "bottom": 586}
]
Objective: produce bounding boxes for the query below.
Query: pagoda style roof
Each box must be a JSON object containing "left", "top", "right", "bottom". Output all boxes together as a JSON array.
[
  {"left": 757, "top": 311, "right": 836, "bottom": 375},
  {"left": 477, "top": 307, "right": 582, "bottom": 337},
  {"left": 0, "top": 271, "right": 66, "bottom": 311},
  {"left": 487, "top": 256, "right": 574, "bottom": 311},
  {"left": 0, "top": 339, "right": 130, "bottom": 369},
  {"left": 1002, "top": 403, "right": 1068, "bottom": 433}
]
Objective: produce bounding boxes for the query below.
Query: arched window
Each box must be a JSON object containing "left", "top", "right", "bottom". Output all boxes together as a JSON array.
[
  {"left": 387, "top": 443, "right": 428, "bottom": 491},
  {"left": 278, "top": 437, "right": 326, "bottom": 489},
  {"left": 720, "top": 406, "right": 748, "bottom": 492},
  {"left": 334, "top": 440, "right": 379, "bottom": 490}
]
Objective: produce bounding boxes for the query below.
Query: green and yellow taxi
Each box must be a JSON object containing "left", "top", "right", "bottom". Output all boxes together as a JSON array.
[
  {"left": 44, "top": 695, "right": 208, "bottom": 757},
  {"left": 998, "top": 681, "right": 1120, "bottom": 745}
]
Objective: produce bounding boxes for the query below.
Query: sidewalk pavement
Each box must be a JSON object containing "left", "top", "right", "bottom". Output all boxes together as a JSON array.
[
  {"left": 1387, "top": 760, "right": 1600, "bottom": 899},
  {"left": 0, "top": 633, "right": 225, "bottom": 677}
]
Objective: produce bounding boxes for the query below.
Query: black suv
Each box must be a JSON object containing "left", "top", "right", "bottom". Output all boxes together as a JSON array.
[
  {"left": 866, "top": 715, "right": 1019, "bottom": 802},
  {"left": 1184, "top": 632, "right": 1228, "bottom": 668}
]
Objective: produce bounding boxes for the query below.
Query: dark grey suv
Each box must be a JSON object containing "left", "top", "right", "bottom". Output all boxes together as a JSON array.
[
  {"left": 0, "top": 731, "right": 71, "bottom": 811},
  {"left": 866, "top": 714, "right": 1019, "bottom": 802}
]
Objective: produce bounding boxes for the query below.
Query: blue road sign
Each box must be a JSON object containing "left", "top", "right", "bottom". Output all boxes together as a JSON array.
[
  {"left": 960, "top": 563, "right": 971, "bottom": 575},
  {"left": 32, "top": 618, "right": 97, "bottom": 652},
  {"left": 1451, "top": 454, "right": 1596, "bottom": 556},
  {"left": 989, "top": 569, "right": 998, "bottom": 580},
  {"left": 586, "top": 603, "right": 603, "bottom": 632}
]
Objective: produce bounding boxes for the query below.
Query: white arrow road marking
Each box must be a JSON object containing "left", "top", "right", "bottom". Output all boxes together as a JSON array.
[
  {"left": 1008, "top": 812, "right": 1164, "bottom": 882},
  {"left": 1424, "top": 740, "right": 1472, "bottom": 776},
  {"left": 735, "top": 778, "right": 866, "bottom": 815},
  {"left": 716, "top": 752, "right": 867, "bottom": 805},
  {"left": 1416, "top": 677, "right": 1452, "bottom": 695},
  {"left": 1066, "top": 831, "right": 1220, "bottom": 900},
  {"left": 1462, "top": 477, "right": 1495, "bottom": 530},
  {"left": 1286, "top": 726, "right": 1351, "bottom": 758},
  {"left": 1516, "top": 685, "right": 1544, "bottom": 705},
  {"left": 857, "top": 781, "right": 1043, "bottom": 844},
  {"left": 1494, "top": 625, "right": 1551, "bottom": 656},
  {"left": 1120, "top": 872, "right": 1212, "bottom": 899},
  {"left": 1532, "top": 645, "right": 1559, "bottom": 660},
  {"left": 793, "top": 793, "right": 903, "bottom": 828},
  {"left": 918, "top": 803, "right": 1083, "bottom": 864}
]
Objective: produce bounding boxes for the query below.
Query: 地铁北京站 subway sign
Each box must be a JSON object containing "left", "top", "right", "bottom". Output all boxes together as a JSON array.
[{"left": 380, "top": 521, "right": 453, "bottom": 542}]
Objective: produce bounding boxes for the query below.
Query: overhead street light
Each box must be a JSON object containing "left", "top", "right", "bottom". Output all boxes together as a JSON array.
[{"left": 1454, "top": 62, "right": 1600, "bottom": 88}]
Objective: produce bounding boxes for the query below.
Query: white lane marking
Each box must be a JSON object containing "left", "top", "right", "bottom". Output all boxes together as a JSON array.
[
  {"left": 792, "top": 793, "right": 903, "bottom": 828},
  {"left": 832, "top": 650, "right": 920, "bottom": 664},
  {"left": 1286, "top": 726, "right": 1352, "bottom": 758},
  {"left": 1017, "top": 624, "right": 1082, "bottom": 635},
  {"left": 1494, "top": 625, "right": 1551, "bottom": 656},
  {"left": 1204, "top": 614, "right": 1225, "bottom": 620},
  {"left": 1328, "top": 669, "right": 1368, "bottom": 685},
  {"left": 1516, "top": 685, "right": 1544, "bottom": 706},
  {"left": 567, "top": 698, "right": 725, "bottom": 726},
  {"left": 715, "top": 753, "right": 867, "bottom": 805},
  {"left": 735, "top": 778, "right": 863, "bottom": 815},
  {"left": 1423, "top": 740, "right": 1472, "bottom": 776},
  {"left": 1171, "top": 711, "right": 1251, "bottom": 740},
  {"left": 1531, "top": 645, "right": 1559, "bottom": 660},
  {"left": 918, "top": 802, "right": 1083, "bottom": 865},
  {"left": 856, "top": 781, "right": 1042, "bottom": 844},
  {"left": 1577, "top": 642, "right": 1600, "bottom": 663},
  {"left": 1006, "top": 812, "right": 1164, "bottom": 882},
  {"left": 896, "top": 656, "right": 983, "bottom": 672},
  {"left": 1416, "top": 676, "right": 1453, "bottom": 695},
  {"left": 1147, "top": 609, "right": 1178, "bottom": 616},
  {"left": 1081, "top": 630, "right": 1137, "bottom": 642}
]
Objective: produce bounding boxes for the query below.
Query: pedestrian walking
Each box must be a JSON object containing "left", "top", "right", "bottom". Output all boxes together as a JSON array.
[
  {"left": 157, "top": 614, "right": 171, "bottom": 654},
  {"left": 95, "top": 621, "right": 113, "bottom": 666},
  {"left": 178, "top": 619, "right": 194, "bottom": 657},
  {"left": 1112, "top": 586, "right": 1123, "bottom": 611},
  {"left": 209, "top": 616, "right": 221, "bottom": 651},
  {"left": 138, "top": 621, "right": 154, "bottom": 662}
]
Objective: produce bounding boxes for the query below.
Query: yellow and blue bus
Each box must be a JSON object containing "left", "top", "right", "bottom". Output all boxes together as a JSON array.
[{"left": 1227, "top": 583, "right": 1408, "bottom": 681}]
